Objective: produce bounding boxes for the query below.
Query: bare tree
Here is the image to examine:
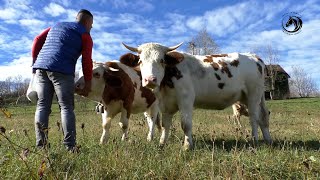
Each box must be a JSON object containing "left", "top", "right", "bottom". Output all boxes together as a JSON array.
[
  {"left": 289, "top": 66, "right": 318, "bottom": 97},
  {"left": 0, "top": 81, "right": 6, "bottom": 96},
  {"left": 186, "top": 28, "right": 220, "bottom": 55},
  {"left": 1, "top": 77, "right": 13, "bottom": 96},
  {"left": 0, "top": 75, "right": 30, "bottom": 104},
  {"left": 11, "top": 75, "right": 29, "bottom": 104}
]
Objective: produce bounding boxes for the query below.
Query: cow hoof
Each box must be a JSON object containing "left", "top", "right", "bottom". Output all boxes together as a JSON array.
[
  {"left": 158, "top": 143, "right": 165, "bottom": 150},
  {"left": 147, "top": 134, "right": 153, "bottom": 142},
  {"left": 121, "top": 135, "right": 128, "bottom": 141},
  {"left": 183, "top": 143, "right": 194, "bottom": 151},
  {"left": 99, "top": 138, "right": 108, "bottom": 145}
]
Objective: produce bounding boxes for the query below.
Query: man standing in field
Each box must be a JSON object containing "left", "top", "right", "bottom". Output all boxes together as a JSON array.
[{"left": 31, "top": 9, "right": 93, "bottom": 151}]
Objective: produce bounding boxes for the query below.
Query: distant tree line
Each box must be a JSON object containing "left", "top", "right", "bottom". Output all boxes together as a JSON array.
[
  {"left": 0, "top": 75, "right": 30, "bottom": 105},
  {"left": 289, "top": 66, "right": 319, "bottom": 97}
]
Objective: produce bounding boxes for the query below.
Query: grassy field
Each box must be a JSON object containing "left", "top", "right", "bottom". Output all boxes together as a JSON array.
[{"left": 1, "top": 98, "right": 320, "bottom": 179}]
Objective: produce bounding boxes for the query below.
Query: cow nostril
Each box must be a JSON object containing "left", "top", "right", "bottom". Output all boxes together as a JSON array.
[
  {"left": 150, "top": 76, "right": 157, "bottom": 83},
  {"left": 144, "top": 76, "right": 157, "bottom": 86}
]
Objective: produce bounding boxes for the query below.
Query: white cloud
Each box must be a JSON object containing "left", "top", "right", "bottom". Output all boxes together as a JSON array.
[
  {"left": 19, "top": 19, "right": 47, "bottom": 33},
  {"left": 186, "top": 16, "right": 205, "bottom": 31},
  {"left": 0, "top": 0, "right": 39, "bottom": 23},
  {"left": 63, "top": 9, "right": 79, "bottom": 22},
  {"left": 90, "top": 13, "right": 112, "bottom": 30},
  {"left": 136, "top": 0, "right": 154, "bottom": 12},
  {"left": 0, "top": 8, "right": 20, "bottom": 21},
  {"left": 106, "top": 0, "right": 154, "bottom": 12},
  {"left": 94, "top": 32, "right": 125, "bottom": 44},
  {"left": 3, "top": 0, "right": 32, "bottom": 9},
  {"left": 52, "top": 0, "right": 71, "bottom": 7},
  {"left": 165, "top": 13, "right": 188, "bottom": 35},
  {"left": 109, "top": 0, "right": 129, "bottom": 8},
  {"left": 186, "top": 1, "right": 253, "bottom": 36},
  {"left": 43, "top": 3, "right": 66, "bottom": 17},
  {"left": 0, "top": 36, "right": 33, "bottom": 57},
  {"left": 289, "top": 0, "right": 320, "bottom": 20},
  {"left": 0, "top": 55, "right": 33, "bottom": 81},
  {"left": 0, "top": 32, "right": 7, "bottom": 45},
  {"left": 186, "top": 1, "right": 290, "bottom": 37}
]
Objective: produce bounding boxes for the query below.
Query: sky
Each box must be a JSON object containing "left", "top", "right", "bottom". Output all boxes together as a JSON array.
[{"left": 0, "top": 0, "right": 319, "bottom": 88}]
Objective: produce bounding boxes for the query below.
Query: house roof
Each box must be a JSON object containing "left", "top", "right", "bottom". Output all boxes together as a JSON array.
[{"left": 265, "top": 64, "right": 290, "bottom": 78}]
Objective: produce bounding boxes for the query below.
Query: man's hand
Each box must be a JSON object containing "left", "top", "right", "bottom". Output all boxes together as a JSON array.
[{"left": 75, "top": 80, "right": 91, "bottom": 97}]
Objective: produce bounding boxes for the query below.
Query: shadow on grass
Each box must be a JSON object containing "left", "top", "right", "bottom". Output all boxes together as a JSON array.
[{"left": 193, "top": 138, "right": 320, "bottom": 151}]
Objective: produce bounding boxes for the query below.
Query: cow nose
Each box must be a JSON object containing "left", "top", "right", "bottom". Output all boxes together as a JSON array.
[
  {"left": 144, "top": 76, "right": 157, "bottom": 88},
  {"left": 75, "top": 82, "right": 84, "bottom": 91}
]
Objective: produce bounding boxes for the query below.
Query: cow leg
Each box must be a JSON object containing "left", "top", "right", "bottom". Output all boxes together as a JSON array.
[
  {"left": 234, "top": 115, "right": 242, "bottom": 127},
  {"left": 248, "top": 95, "right": 272, "bottom": 145},
  {"left": 159, "top": 113, "right": 173, "bottom": 147},
  {"left": 119, "top": 109, "right": 129, "bottom": 141},
  {"left": 180, "top": 109, "right": 193, "bottom": 150},
  {"left": 258, "top": 97, "right": 272, "bottom": 144},
  {"left": 247, "top": 101, "right": 260, "bottom": 144},
  {"left": 176, "top": 88, "right": 194, "bottom": 150},
  {"left": 145, "top": 103, "right": 160, "bottom": 141},
  {"left": 144, "top": 112, "right": 154, "bottom": 141},
  {"left": 232, "top": 104, "right": 242, "bottom": 127},
  {"left": 100, "top": 110, "right": 113, "bottom": 144}
]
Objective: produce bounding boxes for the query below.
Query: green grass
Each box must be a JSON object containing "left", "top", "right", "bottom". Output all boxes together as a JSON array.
[{"left": 1, "top": 98, "right": 320, "bottom": 179}]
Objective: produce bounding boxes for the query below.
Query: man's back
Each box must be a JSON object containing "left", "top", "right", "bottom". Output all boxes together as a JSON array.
[{"left": 33, "top": 22, "right": 87, "bottom": 75}]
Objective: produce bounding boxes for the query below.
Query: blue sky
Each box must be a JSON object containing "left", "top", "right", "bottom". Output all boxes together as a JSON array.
[{"left": 0, "top": 0, "right": 319, "bottom": 88}]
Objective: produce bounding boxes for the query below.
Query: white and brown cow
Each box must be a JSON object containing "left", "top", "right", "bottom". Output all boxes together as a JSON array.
[
  {"left": 75, "top": 61, "right": 160, "bottom": 144},
  {"left": 121, "top": 42, "right": 272, "bottom": 150}
]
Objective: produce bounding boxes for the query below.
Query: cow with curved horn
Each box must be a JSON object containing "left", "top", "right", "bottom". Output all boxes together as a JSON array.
[
  {"left": 122, "top": 42, "right": 183, "bottom": 88},
  {"left": 75, "top": 61, "right": 160, "bottom": 144},
  {"left": 121, "top": 42, "right": 272, "bottom": 150}
]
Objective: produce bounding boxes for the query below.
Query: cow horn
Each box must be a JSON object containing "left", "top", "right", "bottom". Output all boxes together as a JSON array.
[
  {"left": 168, "top": 42, "right": 183, "bottom": 51},
  {"left": 122, "top": 42, "right": 140, "bottom": 53},
  {"left": 108, "top": 67, "right": 119, "bottom": 72}
]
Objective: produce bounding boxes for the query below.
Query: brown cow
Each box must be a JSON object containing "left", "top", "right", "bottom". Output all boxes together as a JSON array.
[{"left": 75, "top": 61, "right": 160, "bottom": 144}]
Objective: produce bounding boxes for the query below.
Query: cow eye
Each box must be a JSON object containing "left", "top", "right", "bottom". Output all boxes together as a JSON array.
[
  {"left": 93, "top": 72, "right": 100, "bottom": 78},
  {"left": 160, "top": 59, "right": 166, "bottom": 67}
]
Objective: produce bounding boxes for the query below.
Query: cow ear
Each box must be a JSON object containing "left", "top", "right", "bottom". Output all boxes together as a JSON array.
[
  {"left": 164, "top": 52, "right": 184, "bottom": 66},
  {"left": 103, "top": 71, "right": 123, "bottom": 87},
  {"left": 120, "top": 53, "right": 140, "bottom": 67}
]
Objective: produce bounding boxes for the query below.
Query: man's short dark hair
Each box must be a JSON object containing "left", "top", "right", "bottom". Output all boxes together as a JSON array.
[
  {"left": 78, "top": 9, "right": 93, "bottom": 18},
  {"left": 77, "top": 9, "right": 93, "bottom": 24}
]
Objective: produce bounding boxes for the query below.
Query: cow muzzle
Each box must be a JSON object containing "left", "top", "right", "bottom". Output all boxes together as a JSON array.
[
  {"left": 75, "top": 81, "right": 84, "bottom": 94},
  {"left": 144, "top": 76, "right": 157, "bottom": 89}
]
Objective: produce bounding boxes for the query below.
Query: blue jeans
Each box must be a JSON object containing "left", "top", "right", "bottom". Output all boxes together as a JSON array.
[{"left": 35, "top": 69, "right": 76, "bottom": 148}]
